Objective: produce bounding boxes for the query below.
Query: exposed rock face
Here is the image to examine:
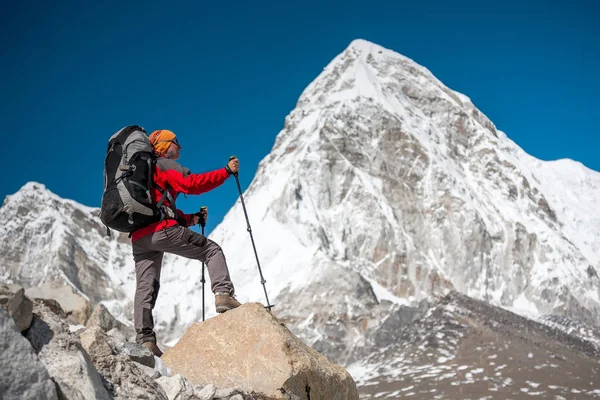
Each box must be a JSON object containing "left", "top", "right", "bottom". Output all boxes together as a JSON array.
[{"left": 162, "top": 303, "right": 359, "bottom": 400}]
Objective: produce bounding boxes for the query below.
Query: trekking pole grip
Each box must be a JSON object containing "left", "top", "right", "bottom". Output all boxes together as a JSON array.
[
  {"left": 199, "top": 206, "right": 207, "bottom": 228},
  {"left": 228, "top": 155, "right": 239, "bottom": 177}
]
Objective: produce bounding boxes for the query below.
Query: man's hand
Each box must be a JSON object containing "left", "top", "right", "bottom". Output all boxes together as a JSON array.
[
  {"left": 193, "top": 207, "right": 208, "bottom": 226},
  {"left": 226, "top": 157, "right": 239, "bottom": 175}
]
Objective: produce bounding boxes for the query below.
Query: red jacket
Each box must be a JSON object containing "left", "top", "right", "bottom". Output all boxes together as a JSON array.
[{"left": 131, "top": 158, "right": 230, "bottom": 241}]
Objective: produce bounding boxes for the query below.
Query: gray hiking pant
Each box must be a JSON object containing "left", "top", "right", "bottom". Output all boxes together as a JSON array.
[{"left": 132, "top": 225, "right": 234, "bottom": 344}]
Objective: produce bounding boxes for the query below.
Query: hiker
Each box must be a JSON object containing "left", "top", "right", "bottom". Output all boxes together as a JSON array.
[{"left": 131, "top": 129, "right": 241, "bottom": 357}]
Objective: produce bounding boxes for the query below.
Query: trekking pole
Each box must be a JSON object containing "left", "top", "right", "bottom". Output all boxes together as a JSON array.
[
  {"left": 198, "top": 206, "right": 208, "bottom": 321},
  {"left": 229, "top": 156, "right": 274, "bottom": 311}
]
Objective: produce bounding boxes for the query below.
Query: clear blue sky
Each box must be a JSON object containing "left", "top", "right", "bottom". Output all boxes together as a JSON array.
[{"left": 2, "top": 0, "right": 598, "bottom": 234}]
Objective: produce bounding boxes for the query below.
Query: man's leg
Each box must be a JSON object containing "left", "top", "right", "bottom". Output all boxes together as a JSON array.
[
  {"left": 151, "top": 225, "right": 239, "bottom": 311},
  {"left": 132, "top": 238, "right": 164, "bottom": 348}
]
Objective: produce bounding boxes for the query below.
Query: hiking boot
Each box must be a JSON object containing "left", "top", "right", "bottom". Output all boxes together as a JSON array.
[
  {"left": 215, "top": 292, "right": 241, "bottom": 313},
  {"left": 142, "top": 341, "right": 163, "bottom": 358}
]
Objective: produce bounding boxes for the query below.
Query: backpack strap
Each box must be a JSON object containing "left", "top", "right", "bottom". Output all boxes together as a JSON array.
[
  {"left": 153, "top": 157, "right": 188, "bottom": 225},
  {"left": 155, "top": 184, "right": 180, "bottom": 222},
  {"left": 155, "top": 185, "right": 172, "bottom": 211},
  {"left": 149, "top": 156, "right": 175, "bottom": 220}
]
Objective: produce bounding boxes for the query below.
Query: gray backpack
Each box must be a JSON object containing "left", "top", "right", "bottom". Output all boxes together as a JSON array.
[{"left": 99, "top": 125, "right": 173, "bottom": 235}]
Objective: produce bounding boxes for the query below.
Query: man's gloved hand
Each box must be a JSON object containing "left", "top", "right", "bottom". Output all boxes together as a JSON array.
[
  {"left": 193, "top": 207, "right": 208, "bottom": 226},
  {"left": 225, "top": 156, "right": 239, "bottom": 175}
]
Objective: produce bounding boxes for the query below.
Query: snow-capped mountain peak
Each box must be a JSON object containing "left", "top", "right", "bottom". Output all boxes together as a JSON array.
[{"left": 212, "top": 38, "right": 600, "bottom": 334}]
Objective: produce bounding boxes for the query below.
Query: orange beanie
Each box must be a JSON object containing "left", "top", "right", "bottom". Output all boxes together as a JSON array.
[{"left": 149, "top": 129, "right": 177, "bottom": 155}]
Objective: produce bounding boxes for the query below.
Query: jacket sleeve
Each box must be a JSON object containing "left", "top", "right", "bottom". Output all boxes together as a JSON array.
[{"left": 160, "top": 167, "right": 230, "bottom": 195}]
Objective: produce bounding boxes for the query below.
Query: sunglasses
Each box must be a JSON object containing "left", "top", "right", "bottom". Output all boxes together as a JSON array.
[{"left": 157, "top": 138, "right": 181, "bottom": 147}]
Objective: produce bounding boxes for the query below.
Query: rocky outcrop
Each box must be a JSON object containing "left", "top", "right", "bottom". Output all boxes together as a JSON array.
[
  {"left": 0, "top": 307, "right": 57, "bottom": 400},
  {"left": 26, "top": 300, "right": 112, "bottom": 400},
  {"left": 162, "top": 303, "right": 359, "bottom": 400},
  {"left": 2, "top": 284, "right": 351, "bottom": 400}
]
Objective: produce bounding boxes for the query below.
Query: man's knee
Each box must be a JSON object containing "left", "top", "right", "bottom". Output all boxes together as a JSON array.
[{"left": 206, "top": 239, "right": 224, "bottom": 255}]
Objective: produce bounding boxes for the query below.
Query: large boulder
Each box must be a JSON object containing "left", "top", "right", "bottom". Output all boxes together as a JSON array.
[
  {"left": 0, "top": 283, "right": 33, "bottom": 332},
  {"left": 162, "top": 303, "right": 359, "bottom": 400},
  {"left": 0, "top": 307, "right": 57, "bottom": 400},
  {"left": 26, "top": 281, "right": 92, "bottom": 325}
]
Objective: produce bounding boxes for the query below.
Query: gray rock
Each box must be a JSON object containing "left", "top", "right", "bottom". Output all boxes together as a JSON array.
[
  {"left": 79, "top": 325, "right": 113, "bottom": 360},
  {"left": 34, "top": 297, "right": 66, "bottom": 318},
  {"left": 0, "top": 307, "right": 57, "bottom": 400},
  {"left": 26, "top": 300, "right": 69, "bottom": 352},
  {"left": 154, "top": 355, "right": 173, "bottom": 377},
  {"left": 106, "top": 327, "right": 127, "bottom": 346},
  {"left": 133, "top": 361, "right": 162, "bottom": 379},
  {"left": 156, "top": 374, "right": 196, "bottom": 400},
  {"left": 0, "top": 284, "right": 33, "bottom": 332},
  {"left": 214, "top": 387, "right": 236, "bottom": 399},
  {"left": 86, "top": 303, "right": 120, "bottom": 331},
  {"left": 94, "top": 355, "right": 168, "bottom": 400},
  {"left": 194, "top": 383, "right": 216, "bottom": 400},
  {"left": 26, "top": 302, "right": 111, "bottom": 400},
  {"left": 228, "top": 395, "right": 243, "bottom": 400},
  {"left": 119, "top": 341, "right": 155, "bottom": 368}
]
